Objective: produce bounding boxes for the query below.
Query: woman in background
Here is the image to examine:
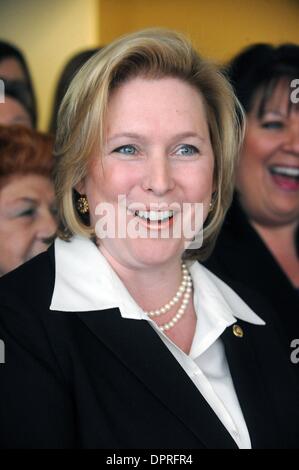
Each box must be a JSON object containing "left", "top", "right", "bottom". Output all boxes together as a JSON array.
[
  {"left": 49, "top": 47, "right": 101, "bottom": 134},
  {"left": 206, "top": 43, "right": 299, "bottom": 347},
  {"left": 0, "top": 125, "right": 57, "bottom": 276},
  {"left": 0, "top": 79, "right": 33, "bottom": 127},
  {"left": 0, "top": 40, "right": 38, "bottom": 127}
]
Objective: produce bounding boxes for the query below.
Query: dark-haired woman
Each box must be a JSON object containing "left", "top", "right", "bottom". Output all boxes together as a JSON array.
[
  {"left": 0, "top": 79, "right": 33, "bottom": 127},
  {"left": 206, "top": 43, "right": 299, "bottom": 350},
  {"left": 0, "top": 40, "right": 38, "bottom": 127},
  {"left": 48, "top": 47, "right": 101, "bottom": 134}
]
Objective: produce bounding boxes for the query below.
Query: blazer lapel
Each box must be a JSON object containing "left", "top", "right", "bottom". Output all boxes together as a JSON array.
[
  {"left": 221, "top": 321, "right": 282, "bottom": 448},
  {"left": 76, "top": 308, "right": 238, "bottom": 449}
]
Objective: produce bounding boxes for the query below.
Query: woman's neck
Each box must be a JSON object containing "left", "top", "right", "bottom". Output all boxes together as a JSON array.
[
  {"left": 97, "top": 244, "right": 197, "bottom": 354},
  {"left": 98, "top": 245, "right": 183, "bottom": 312},
  {"left": 251, "top": 220, "right": 299, "bottom": 287}
]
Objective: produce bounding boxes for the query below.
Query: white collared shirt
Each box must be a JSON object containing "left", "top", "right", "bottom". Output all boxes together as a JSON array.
[{"left": 50, "top": 235, "right": 265, "bottom": 449}]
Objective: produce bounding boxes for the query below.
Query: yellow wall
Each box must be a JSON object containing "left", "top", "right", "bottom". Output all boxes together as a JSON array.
[
  {"left": 0, "top": 0, "right": 100, "bottom": 130},
  {"left": 100, "top": 0, "right": 299, "bottom": 62},
  {"left": 0, "top": 0, "right": 299, "bottom": 130}
]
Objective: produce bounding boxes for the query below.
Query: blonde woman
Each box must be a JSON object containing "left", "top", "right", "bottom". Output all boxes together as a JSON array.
[{"left": 0, "top": 29, "right": 298, "bottom": 449}]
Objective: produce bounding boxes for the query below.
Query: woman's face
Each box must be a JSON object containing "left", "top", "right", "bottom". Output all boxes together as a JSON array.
[
  {"left": 81, "top": 76, "right": 215, "bottom": 270},
  {"left": 0, "top": 96, "right": 32, "bottom": 127},
  {"left": 0, "top": 57, "right": 26, "bottom": 80},
  {"left": 0, "top": 174, "right": 57, "bottom": 276},
  {"left": 236, "top": 81, "right": 299, "bottom": 227}
]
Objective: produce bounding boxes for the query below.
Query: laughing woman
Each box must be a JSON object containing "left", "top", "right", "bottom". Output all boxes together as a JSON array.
[
  {"left": 206, "top": 44, "right": 299, "bottom": 348},
  {"left": 0, "top": 30, "right": 298, "bottom": 449}
]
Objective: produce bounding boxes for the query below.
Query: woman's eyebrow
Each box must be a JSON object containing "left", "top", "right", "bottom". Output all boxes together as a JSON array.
[
  {"left": 107, "top": 131, "right": 205, "bottom": 142},
  {"left": 10, "top": 197, "right": 38, "bottom": 205},
  {"left": 170, "top": 131, "right": 206, "bottom": 142},
  {"left": 107, "top": 132, "right": 144, "bottom": 142},
  {"left": 263, "top": 110, "right": 287, "bottom": 117}
]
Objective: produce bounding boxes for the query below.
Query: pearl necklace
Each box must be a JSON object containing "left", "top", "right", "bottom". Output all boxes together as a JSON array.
[{"left": 144, "top": 263, "right": 193, "bottom": 332}]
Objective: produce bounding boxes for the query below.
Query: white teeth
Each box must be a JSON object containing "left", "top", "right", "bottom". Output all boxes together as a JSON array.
[
  {"left": 270, "top": 166, "right": 299, "bottom": 177},
  {"left": 135, "top": 210, "right": 174, "bottom": 221}
]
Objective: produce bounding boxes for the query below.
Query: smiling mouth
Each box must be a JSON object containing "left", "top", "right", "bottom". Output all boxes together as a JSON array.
[
  {"left": 270, "top": 165, "right": 299, "bottom": 179},
  {"left": 133, "top": 210, "right": 174, "bottom": 224},
  {"left": 269, "top": 165, "right": 299, "bottom": 191}
]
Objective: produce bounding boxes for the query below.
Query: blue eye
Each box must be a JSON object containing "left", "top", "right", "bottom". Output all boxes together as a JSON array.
[
  {"left": 176, "top": 144, "right": 199, "bottom": 156},
  {"left": 261, "top": 121, "right": 284, "bottom": 130},
  {"left": 50, "top": 205, "right": 58, "bottom": 218},
  {"left": 18, "top": 208, "right": 36, "bottom": 218},
  {"left": 113, "top": 145, "right": 137, "bottom": 155}
]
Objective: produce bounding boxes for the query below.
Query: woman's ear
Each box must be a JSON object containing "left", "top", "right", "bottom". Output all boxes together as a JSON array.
[
  {"left": 75, "top": 180, "right": 85, "bottom": 195},
  {"left": 212, "top": 174, "right": 217, "bottom": 194}
]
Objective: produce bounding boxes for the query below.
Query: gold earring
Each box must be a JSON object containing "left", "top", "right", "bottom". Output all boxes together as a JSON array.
[{"left": 77, "top": 195, "right": 89, "bottom": 214}]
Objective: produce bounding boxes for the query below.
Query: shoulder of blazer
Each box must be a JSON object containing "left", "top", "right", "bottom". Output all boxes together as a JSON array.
[
  {"left": 0, "top": 243, "right": 55, "bottom": 311},
  {"left": 208, "top": 196, "right": 273, "bottom": 264},
  {"left": 205, "top": 197, "right": 299, "bottom": 323},
  {"left": 0, "top": 244, "right": 77, "bottom": 392},
  {"left": 208, "top": 195, "right": 298, "bottom": 284},
  {"left": 204, "top": 269, "right": 298, "bottom": 360}
]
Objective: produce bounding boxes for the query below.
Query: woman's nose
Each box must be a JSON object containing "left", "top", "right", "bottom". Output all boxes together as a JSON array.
[
  {"left": 142, "top": 154, "right": 175, "bottom": 196},
  {"left": 36, "top": 210, "right": 58, "bottom": 244},
  {"left": 283, "top": 120, "right": 299, "bottom": 156}
]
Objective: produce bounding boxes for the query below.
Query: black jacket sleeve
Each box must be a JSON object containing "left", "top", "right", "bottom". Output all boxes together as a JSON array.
[{"left": 0, "top": 300, "right": 77, "bottom": 449}]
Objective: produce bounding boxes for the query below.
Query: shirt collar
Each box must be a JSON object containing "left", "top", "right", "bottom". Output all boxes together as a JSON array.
[
  {"left": 50, "top": 235, "right": 145, "bottom": 319},
  {"left": 50, "top": 235, "right": 265, "bottom": 329},
  {"left": 187, "top": 261, "right": 265, "bottom": 358}
]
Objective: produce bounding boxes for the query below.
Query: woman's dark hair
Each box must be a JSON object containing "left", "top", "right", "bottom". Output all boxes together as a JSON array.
[
  {"left": 0, "top": 78, "right": 35, "bottom": 126},
  {"left": 49, "top": 48, "right": 101, "bottom": 134},
  {"left": 226, "top": 43, "right": 299, "bottom": 116},
  {"left": 0, "top": 40, "right": 38, "bottom": 127}
]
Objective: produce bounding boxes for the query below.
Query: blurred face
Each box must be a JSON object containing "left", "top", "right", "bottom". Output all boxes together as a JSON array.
[
  {"left": 0, "top": 57, "right": 25, "bottom": 80},
  {"left": 0, "top": 96, "right": 32, "bottom": 127},
  {"left": 236, "top": 81, "right": 299, "bottom": 227},
  {"left": 81, "top": 76, "right": 215, "bottom": 270},
  {"left": 0, "top": 174, "right": 57, "bottom": 276}
]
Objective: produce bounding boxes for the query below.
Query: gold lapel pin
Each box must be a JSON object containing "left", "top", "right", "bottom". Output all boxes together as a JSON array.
[{"left": 233, "top": 324, "right": 244, "bottom": 338}]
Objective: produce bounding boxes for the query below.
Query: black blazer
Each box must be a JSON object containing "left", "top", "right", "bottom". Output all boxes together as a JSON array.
[
  {"left": 0, "top": 244, "right": 299, "bottom": 449},
  {"left": 205, "top": 196, "right": 299, "bottom": 349}
]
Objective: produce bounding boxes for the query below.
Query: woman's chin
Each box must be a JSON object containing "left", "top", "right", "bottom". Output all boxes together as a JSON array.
[{"left": 127, "top": 238, "right": 185, "bottom": 267}]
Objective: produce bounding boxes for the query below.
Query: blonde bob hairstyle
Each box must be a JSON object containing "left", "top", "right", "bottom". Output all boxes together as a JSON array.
[{"left": 54, "top": 28, "right": 244, "bottom": 261}]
